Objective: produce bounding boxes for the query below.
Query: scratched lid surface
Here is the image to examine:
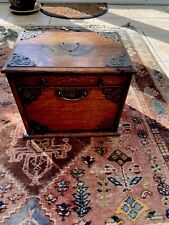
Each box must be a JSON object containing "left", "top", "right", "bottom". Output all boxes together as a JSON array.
[{"left": 2, "top": 30, "right": 135, "bottom": 72}]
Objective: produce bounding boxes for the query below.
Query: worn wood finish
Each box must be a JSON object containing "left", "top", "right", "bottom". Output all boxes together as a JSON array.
[
  {"left": 2, "top": 31, "right": 135, "bottom": 137},
  {"left": 3, "top": 31, "right": 133, "bottom": 70}
]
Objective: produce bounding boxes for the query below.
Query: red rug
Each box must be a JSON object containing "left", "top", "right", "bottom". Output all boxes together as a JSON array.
[{"left": 0, "top": 25, "right": 169, "bottom": 224}]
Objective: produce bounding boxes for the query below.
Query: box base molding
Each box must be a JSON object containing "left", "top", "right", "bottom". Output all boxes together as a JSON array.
[{"left": 23, "top": 130, "right": 120, "bottom": 139}]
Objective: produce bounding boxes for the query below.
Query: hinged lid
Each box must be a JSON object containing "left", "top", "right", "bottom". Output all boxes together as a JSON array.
[{"left": 2, "top": 30, "right": 135, "bottom": 73}]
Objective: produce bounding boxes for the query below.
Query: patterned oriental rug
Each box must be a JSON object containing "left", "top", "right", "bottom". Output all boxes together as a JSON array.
[{"left": 0, "top": 25, "right": 169, "bottom": 225}]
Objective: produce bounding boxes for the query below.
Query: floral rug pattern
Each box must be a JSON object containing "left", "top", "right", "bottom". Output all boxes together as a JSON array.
[{"left": 0, "top": 25, "right": 169, "bottom": 224}]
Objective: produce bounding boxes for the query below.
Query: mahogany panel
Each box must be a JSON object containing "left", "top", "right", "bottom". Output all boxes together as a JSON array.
[{"left": 21, "top": 87, "right": 120, "bottom": 133}]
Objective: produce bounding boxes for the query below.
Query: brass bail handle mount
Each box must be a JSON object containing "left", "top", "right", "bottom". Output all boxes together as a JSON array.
[{"left": 61, "top": 42, "right": 80, "bottom": 53}]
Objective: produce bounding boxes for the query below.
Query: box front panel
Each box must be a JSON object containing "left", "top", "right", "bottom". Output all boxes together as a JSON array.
[{"left": 17, "top": 85, "right": 124, "bottom": 134}]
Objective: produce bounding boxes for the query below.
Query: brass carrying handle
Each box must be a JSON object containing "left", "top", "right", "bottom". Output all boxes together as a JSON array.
[
  {"left": 61, "top": 42, "right": 80, "bottom": 53},
  {"left": 40, "top": 78, "right": 48, "bottom": 86},
  {"left": 55, "top": 88, "right": 88, "bottom": 101}
]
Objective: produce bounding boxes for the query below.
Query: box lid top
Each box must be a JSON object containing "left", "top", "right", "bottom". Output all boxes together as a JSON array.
[{"left": 2, "top": 30, "right": 135, "bottom": 73}]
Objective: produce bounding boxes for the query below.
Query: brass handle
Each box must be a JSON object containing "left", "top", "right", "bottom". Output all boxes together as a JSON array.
[
  {"left": 98, "top": 78, "right": 104, "bottom": 88},
  {"left": 56, "top": 88, "right": 88, "bottom": 101},
  {"left": 61, "top": 42, "right": 80, "bottom": 53},
  {"left": 40, "top": 78, "right": 48, "bottom": 87}
]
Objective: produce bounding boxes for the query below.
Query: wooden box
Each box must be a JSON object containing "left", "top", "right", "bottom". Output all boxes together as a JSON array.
[{"left": 2, "top": 30, "right": 135, "bottom": 137}]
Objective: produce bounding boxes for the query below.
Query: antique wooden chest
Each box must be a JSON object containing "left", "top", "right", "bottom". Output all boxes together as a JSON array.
[{"left": 2, "top": 30, "right": 135, "bottom": 137}]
